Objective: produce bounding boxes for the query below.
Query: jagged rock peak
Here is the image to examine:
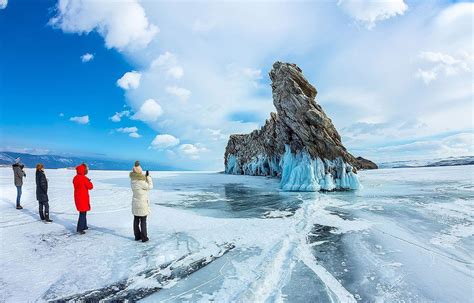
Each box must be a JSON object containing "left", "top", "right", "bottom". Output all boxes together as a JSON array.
[
  {"left": 224, "top": 61, "right": 375, "bottom": 191},
  {"left": 270, "top": 62, "right": 317, "bottom": 101}
]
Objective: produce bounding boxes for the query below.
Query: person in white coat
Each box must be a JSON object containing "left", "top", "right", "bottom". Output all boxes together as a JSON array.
[{"left": 130, "top": 161, "right": 153, "bottom": 242}]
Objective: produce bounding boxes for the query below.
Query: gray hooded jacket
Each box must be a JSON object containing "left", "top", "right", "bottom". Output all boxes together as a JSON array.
[{"left": 12, "top": 164, "right": 26, "bottom": 186}]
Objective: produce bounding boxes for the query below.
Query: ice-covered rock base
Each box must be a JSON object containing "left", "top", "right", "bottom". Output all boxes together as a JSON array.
[{"left": 225, "top": 146, "right": 361, "bottom": 192}]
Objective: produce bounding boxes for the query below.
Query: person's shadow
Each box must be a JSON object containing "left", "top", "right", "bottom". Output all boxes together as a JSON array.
[
  {"left": 49, "top": 213, "right": 134, "bottom": 241},
  {"left": 3, "top": 197, "right": 133, "bottom": 241},
  {"left": 2, "top": 198, "right": 42, "bottom": 227}
]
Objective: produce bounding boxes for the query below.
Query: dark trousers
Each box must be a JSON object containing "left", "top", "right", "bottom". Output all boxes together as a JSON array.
[
  {"left": 77, "top": 212, "right": 88, "bottom": 232},
  {"left": 16, "top": 186, "right": 22, "bottom": 207},
  {"left": 38, "top": 200, "right": 49, "bottom": 220},
  {"left": 133, "top": 216, "right": 148, "bottom": 240}
]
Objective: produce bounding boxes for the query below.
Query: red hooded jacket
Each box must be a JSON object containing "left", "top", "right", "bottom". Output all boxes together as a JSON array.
[{"left": 73, "top": 164, "right": 93, "bottom": 212}]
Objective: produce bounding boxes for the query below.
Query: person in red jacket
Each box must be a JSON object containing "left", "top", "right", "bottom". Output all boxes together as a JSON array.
[{"left": 73, "top": 163, "right": 93, "bottom": 234}]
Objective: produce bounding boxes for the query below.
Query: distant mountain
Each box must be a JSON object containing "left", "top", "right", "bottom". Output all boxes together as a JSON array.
[
  {"left": 0, "top": 152, "right": 181, "bottom": 171},
  {"left": 379, "top": 156, "right": 474, "bottom": 169},
  {"left": 425, "top": 157, "right": 474, "bottom": 167}
]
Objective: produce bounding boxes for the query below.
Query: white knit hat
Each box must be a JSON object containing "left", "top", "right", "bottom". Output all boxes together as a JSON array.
[{"left": 14, "top": 157, "right": 20, "bottom": 164}]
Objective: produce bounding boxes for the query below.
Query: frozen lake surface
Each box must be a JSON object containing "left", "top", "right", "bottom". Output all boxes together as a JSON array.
[{"left": 0, "top": 166, "right": 472, "bottom": 302}]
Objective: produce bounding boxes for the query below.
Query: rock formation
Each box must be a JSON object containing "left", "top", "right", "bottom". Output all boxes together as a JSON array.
[
  {"left": 224, "top": 62, "right": 375, "bottom": 191},
  {"left": 355, "top": 157, "right": 378, "bottom": 170}
]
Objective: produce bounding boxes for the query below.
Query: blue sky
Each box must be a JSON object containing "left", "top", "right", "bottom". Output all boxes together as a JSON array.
[
  {"left": 0, "top": 0, "right": 161, "bottom": 161},
  {"left": 0, "top": 0, "right": 472, "bottom": 170}
]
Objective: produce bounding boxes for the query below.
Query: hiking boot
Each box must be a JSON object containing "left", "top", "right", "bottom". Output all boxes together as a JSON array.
[
  {"left": 78, "top": 230, "right": 86, "bottom": 235},
  {"left": 16, "top": 205, "right": 23, "bottom": 210},
  {"left": 141, "top": 237, "right": 149, "bottom": 243},
  {"left": 43, "top": 213, "right": 52, "bottom": 223}
]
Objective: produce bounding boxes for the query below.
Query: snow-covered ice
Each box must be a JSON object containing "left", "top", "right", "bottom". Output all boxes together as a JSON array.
[{"left": 0, "top": 165, "right": 472, "bottom": 302}]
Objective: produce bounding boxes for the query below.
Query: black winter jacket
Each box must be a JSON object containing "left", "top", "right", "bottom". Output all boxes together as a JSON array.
[{"left": 36, "top": 170, "right": 48, "bottom": 202}]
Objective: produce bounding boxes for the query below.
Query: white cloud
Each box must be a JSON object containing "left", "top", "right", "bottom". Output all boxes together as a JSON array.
[
  {"left": 419, "top": 51, "right": 458, "bottom": 65},
  {"left": 240, "top": 67, "right": 262, "bottom": 80},
  {"left": 441, "top": 132, "right": 473, "bottom": 151},
  {"left": 415, "top": 51, "right": 472, "bottom": 84},
  {"left": 116, "top": 126, "right": 141, "bottom": 138},
  {"left": 415, "top": 68, "right": 437, "bottom": 84},
  {"left": 207, "top": 128, "right": 228, "bottom": 141},
  {"left": 132, "top": 99, "right": 163, "bottom": 122},
  {"left": 151, "top": 51, "right": 177, "bottom": 67},
  {"left": 337, "top": 0, "right": 408, "bottom": 29},
  {"left": 110, "top": 110, "right": 130, "bottom": 122},
  {"left": 117, "top": 71, "right": 141, "bottom": 90},
  {"left": 129, "top": 132, "right": 141, "bottom": 138},
  {"left": 379, "top": 133, "right": 473, "bottom": 157},
  {"left": 80, "top": 53, "right": 94, "bottom": 62},
  {"left": 59, "top": 113, "right": 64, "bottom": 117},
  {"left": 70, "top": 115, "right": 89, "bottom": 124},
  {"left": 225, "top": 65, "right": 264, "bottom": 89},
  {"left": 0, "top": 0, "right": 8, "bottom": 10},
  {"left": 166, "top": 66, "right": 184, "bottom": 79},
  {"left": 150, "top": 134, "right": 180, "bottom": 149},
  {"left": 151, "top": 52, "right": 184, "bottom": 79},
  {"left": 226, "top": 65, "right": 262, "bottom": 80},
  {"left": 341, "top": 120, "right": 427, "bottom": 144},
  {"left": 178, "top": 143, "right": 208, "bottom": 160},
  {"left": 165, "top": 86, "right": 191, "bottom": 101},
  {"left": 350, "top": 132, "right": 474, "bottom": 163},
  {"left": 49, "top": 0, "right": 158, "bottom": 51},
  {"left": 116, "top": 126, "right": 138, "bottom": 133}
]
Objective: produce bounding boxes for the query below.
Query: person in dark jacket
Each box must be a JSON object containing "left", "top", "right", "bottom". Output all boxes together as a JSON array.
[
  {"left": 35, "top": 163, "right": 52, "bottom": 223},
  {"left": 12, "top": 157, "right": 26, "bottom": 209},
  {"left": 73, "top": 163, "right": 93, "bottom": 234}
]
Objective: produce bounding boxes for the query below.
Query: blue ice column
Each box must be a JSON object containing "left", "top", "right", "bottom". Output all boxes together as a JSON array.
[
  {"left": 243, "top": 154, "right": 269, "bottom": 175},
  {"left": 335, "top": 160, "right": 362, "bottom": 190},
  {"left": 279, "top": 146, "right": 321, "bottom": 191},
  {"left": 279, "top": 145, "right": 362, "bottom": 191},
  {"left": 228, "top": 154, "right": 281, "bottom": 177},
  {"left": 225, "top": 154, "right": 241, "bottom": 174},
  {"left": 227, "top": 146, "right": 362, "bottom": 191}
]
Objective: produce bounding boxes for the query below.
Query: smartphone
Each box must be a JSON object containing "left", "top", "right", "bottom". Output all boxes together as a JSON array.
[{"left": 146, "top": 170, "right": 149, "bottom": 177}]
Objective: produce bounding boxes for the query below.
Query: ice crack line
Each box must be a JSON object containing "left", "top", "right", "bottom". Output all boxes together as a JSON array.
[
  {"left": 373, "top": 227, "right": 473, "bottom": 265},
  {"left": 295, "top": 199, "right": 356, "bottom": 303},
  {"left": 239, "top": 197, "right": 356, "bottom": 303},
  {"left": 46, "top": 243, "right": 235, "bottom": 302},
  {"left": 160, "top": 254, "right": 232, "bottom": 302}
]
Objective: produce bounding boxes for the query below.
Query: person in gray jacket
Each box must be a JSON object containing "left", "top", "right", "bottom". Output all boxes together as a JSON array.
[{"left": 12, "top": 158, "right": 26, "bottom": 209}]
